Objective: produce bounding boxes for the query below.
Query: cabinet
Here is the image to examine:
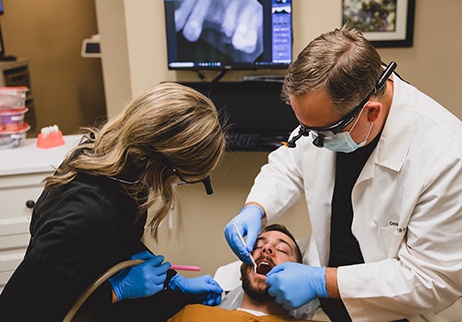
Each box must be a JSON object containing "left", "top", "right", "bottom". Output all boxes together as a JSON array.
[
  {"left": 0, "top": 58, "right": 37, "bottom": 136},
  {"left": 0, "top": 135, "right": 81, "bottom": 293}
]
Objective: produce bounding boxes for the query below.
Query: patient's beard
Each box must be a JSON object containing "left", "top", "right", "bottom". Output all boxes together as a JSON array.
[{"left": 240, "top": 261, "right": 273, "bottom": 303}]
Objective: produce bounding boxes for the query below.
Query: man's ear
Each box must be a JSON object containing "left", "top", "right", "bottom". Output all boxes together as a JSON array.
[{"left": 365, "top": 102, "right": 382, "bottom": 123}]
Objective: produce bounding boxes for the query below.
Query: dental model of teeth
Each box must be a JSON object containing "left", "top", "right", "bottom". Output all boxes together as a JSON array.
[
  {"left": 37, "top": 124, "right": 65, "bottom": 149},
  {"left": 40, "top": 124, "right": 59, "bottom": 135}
]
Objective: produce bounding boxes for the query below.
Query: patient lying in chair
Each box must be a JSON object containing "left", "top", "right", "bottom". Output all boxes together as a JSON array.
[{"left": 168, "top": 224, "right": 311, "bottom": 321}]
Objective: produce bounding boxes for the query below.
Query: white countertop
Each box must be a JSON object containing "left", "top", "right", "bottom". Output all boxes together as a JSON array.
[{"left": 0, "top": 135, "right": 82, "bottom": 176}]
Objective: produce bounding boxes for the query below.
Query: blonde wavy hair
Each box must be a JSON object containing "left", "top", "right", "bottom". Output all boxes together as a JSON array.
[{"left": 45, "top": 82, "right": 226, "bottom": 239}]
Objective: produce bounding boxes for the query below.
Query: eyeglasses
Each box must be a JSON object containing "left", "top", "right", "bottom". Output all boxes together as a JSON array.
[
  {"left": 285, "top": 61, "right": 397, "bottom": 148},
  {"left": 154, "top": 151, "right": 214, "bottom": 195},
  {"left": 171, "top": 168, "right": 214, "bottom": 195}
]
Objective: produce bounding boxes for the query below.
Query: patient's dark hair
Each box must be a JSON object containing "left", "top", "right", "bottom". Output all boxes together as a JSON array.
[{"left": 261, "top": 224, "right": 303, "bottom": 263}]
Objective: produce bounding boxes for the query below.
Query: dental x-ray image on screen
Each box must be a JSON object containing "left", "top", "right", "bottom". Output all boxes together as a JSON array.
[{"left": 164, "top": 0, "right": 292, "bottom": 70}]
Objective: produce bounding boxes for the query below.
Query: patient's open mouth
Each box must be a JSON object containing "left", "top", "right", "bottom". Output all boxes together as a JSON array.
[{"left": 256, "top": 260, "right": 274, "bottom": 276}]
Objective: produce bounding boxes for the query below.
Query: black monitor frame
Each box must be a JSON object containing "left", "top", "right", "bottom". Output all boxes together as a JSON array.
[{"left": 164, "top": 0, "right": 293, "bottom": 71}]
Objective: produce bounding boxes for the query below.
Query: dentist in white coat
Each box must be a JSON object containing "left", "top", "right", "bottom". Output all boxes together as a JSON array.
[{"left": 224, "top": 25, "right": 462, "bottom": 322}]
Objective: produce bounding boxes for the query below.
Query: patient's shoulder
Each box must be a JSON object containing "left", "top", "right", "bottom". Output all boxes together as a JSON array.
[{"left": 168, "top": 304, "right": 240, "bottom": 321}]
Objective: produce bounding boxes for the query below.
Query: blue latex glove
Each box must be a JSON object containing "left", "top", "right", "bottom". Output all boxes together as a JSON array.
[
  {"left": 168, "top": 274, "right": 223, "bottom": 306},
  {"left": 266, "top": 262, "right": 328, "bottom": 310},
  {"left": 224, "top": 205, "right": 263, "bottom": 264},
  {"left": 109, "top": 251, "right": 170, "bottom": 302}
]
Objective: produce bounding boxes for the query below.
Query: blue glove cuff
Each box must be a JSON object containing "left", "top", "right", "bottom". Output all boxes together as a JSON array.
[
  {"left": 318, "top": 266, "right": 328, "bottom": 298},
  {"left": 242, "top": 205, "right": 264, "bottom": 219},
  {"left": 168, "top": 274, "right": 185, "bottom": 293},
  {"left": 109, "top": 274, "right": 125, "bottom": 302}
]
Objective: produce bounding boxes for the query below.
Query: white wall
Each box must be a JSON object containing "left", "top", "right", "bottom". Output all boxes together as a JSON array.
[{"left": 95, "top": 0, "right": 462, "bottom": 276}]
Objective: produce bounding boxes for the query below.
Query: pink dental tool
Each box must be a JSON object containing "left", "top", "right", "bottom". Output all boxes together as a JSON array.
[{"left": 170, "top": 264, "right": 201, "bottom": 271}]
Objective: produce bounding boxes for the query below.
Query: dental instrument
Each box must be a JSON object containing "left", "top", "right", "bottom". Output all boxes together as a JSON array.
[
  {"left": 170, "top": 264, "right": 201, "bottom": 271},
  {"left": 233, "top": 222, "right": 257, "bottom": 272}
]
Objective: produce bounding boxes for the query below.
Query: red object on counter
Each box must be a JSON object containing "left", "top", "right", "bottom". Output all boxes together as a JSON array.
[{"left": 37, "top": 129, "right": 65, "bottom": 149}]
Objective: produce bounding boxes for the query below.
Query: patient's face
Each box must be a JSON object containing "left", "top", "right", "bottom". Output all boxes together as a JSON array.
[{"left": 240, "top": 230, "right": 299, "bottom": 302}]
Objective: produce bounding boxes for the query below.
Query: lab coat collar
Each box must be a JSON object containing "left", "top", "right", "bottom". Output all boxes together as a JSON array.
[{"left": 374, "top": 75, "right": 413, "bottom": 173}]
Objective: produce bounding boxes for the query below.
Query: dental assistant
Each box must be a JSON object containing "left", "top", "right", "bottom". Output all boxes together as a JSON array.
[
  {"left": 0, "top": 83, "right": 226, "bottom": 321},
  {"left": 225, "top": 25, "right": 462, "bottom": 322}
]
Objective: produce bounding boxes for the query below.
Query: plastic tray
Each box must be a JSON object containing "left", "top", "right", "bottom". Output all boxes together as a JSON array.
[
  {"left": 0, "top": 107, "right": 28, "bottom": 131},
  {"left": 0, "top": 123, "right": 31, "bottom": 149},
  {"left": 0, "top": 86, "right": 29, "bottom": 109}
]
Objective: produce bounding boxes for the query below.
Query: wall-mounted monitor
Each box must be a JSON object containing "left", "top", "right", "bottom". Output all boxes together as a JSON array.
[{"left": 164, "top": 0, "right": 292, "bottom": 71}]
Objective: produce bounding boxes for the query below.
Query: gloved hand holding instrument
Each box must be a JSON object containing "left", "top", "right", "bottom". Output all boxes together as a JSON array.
[
  {"left": 109, "top": 251, "right": 170, "bottom": 301},
  {"left": 224, "top": 205, "right": 263, "bottom": 264}
]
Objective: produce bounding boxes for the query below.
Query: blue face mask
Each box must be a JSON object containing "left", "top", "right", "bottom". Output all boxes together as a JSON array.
[{"left": 312, "top": 110, "right": 374, "bottom": 153}]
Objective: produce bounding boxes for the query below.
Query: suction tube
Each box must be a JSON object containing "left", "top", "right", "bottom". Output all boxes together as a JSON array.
[{"left": 63, "top": 259, "right": 143, "bottom": 322}]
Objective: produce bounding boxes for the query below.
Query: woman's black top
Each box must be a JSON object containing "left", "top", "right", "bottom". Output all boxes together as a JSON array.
[{"left": 0, "top": 171, "right": 181, "bottom": 321}]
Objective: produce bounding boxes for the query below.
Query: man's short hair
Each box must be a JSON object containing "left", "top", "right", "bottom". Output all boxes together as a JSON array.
[{"left": 282, "top": 24, "right": 384, "bottom": 116}]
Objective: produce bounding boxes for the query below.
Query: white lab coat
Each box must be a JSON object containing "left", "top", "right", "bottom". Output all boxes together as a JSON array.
[{"left": 246, "top": 75, "right": 462, "bottom": 321}]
